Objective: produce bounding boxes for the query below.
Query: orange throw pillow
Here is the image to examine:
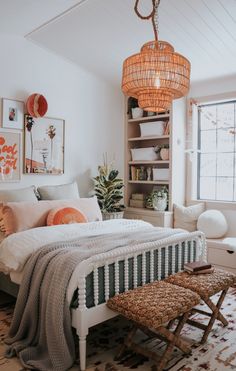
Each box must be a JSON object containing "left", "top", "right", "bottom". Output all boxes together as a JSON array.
[{"left": 47, "top": 207, "right": 88, "bottom": 226}]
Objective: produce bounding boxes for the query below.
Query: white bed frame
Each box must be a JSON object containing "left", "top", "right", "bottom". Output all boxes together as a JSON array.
[{"left": 71, "top": 231, "right": 206, "bottom": 371}]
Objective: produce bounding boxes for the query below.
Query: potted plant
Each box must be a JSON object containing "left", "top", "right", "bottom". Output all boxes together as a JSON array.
[
  {"left": 94, "top": 157, "right": 125, "bottom": 220},
  {"left": 152, "top": 187, "right": 168, "bottom": 211},
  {"left": 127, "top": 97, "right": 143, "bottom": 119},
  {"left": 145, "top": 187, "right": 168, "bottom": 211}
]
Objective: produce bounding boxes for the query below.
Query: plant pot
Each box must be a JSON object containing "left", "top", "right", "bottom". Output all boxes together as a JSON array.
[
  {"left": 153, "top": 197, "right": 167, "bottom": 211},
  {"left": 102, "top": 211, "right": 124, "bottom": 220},
  {"left": 160, "top": 148, "right": 169, "bottom": 161},
  {"left": 131, "top": 107, "right": 143, "bottom": 119}
]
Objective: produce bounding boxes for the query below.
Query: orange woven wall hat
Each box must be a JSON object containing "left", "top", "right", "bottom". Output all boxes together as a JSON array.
[
  {"left": 122, "top": 0, "right": 191, "bottom": 113},
  {"left": 26, "top": 93, "right": 48, "bottom": 118}
]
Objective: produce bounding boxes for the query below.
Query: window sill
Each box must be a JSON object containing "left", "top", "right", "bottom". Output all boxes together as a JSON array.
[{"left": 190, "top": 199, "right": 236, "bottom": 210}]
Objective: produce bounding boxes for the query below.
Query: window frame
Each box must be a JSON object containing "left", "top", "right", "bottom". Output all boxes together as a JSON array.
[
  {"left": 197, "top": 100, "right": 236, "bottom": 202},
  {"left": 186, "top": 92, "right": 236, "bottom": 207}
]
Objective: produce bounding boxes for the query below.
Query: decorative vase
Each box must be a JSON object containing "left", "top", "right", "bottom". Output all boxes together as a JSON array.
[
  {"left": 102, "top": 211, "right": 124, "bottom": 220},
  {"left": 131, "top": 107, "right": 143, "bottom": 119},
  {"left": 153, "top": 195, "right": 167, "bottom": 211},
  {"left": 160, "top": 148, "right": 169, "bottom": 161}
]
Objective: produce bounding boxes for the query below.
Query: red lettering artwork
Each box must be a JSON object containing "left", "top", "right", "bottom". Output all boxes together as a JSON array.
[{"left": 0, "top": 136, "right": 18, "bottom": 176}]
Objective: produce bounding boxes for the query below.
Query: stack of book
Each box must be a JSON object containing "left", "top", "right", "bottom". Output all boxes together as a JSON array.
[
  {"left": 184, "top": 261, "right": 214, "bottom": 275},
  {"left": 130, "top": 193, "right": 145, "bottom": 208}
]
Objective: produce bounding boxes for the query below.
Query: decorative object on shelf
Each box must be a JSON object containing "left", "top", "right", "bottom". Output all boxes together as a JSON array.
[
  {"left": 155, "top": 144, "right": 170, "bottom": 160},
  {"left": 139, "top": 166, "right": 146, "bottom": 180},
  {"left": 24, "top": 115, "right": 64, "bottom": 174},
  {"left": 122, "top": 0, "right": 191, "bottom": 112},
  {"left": 94, "top": 154, "right": 124, "bottom": 220},
  {"left": 163, "top": 121, "right": 170, "bottom": 135},
  {"left": 26, "top": 93, "right": 48, "bottom": 118},
  {"left": 152, "top": 188, "right": 168, "bottom": 211},
  {"left": 160, "top": 144, "right": 170, "bottom": 160},
  {"left": 1, "top": 98, "right": 24, "bottom": 130},
  {"left": 145, "top": 186, "right": 168, "bottom": 210},
  {"left": 0, "top": 130, "right": 21, "bottom": 182},
  {"left": 127, "top": 97, "right": 143, "bottom": 119},
  {"left": 147, "top": 167, "right": 152, "bottom": 181}
]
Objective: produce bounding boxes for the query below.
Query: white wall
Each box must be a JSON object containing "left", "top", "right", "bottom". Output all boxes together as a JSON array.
[
  {"left": 0, "top": 35, "right": 124, "bottom": 196},
  {"left": 187, "top": 75, "right": 236, "bottom": 236}
]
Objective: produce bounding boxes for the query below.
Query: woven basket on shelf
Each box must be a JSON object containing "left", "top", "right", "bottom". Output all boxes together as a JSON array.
[{"left": 102, "top": 211, "right": 124, "bottom": 221}]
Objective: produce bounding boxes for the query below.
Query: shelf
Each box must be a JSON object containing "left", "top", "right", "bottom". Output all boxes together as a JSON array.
[
  {"left": 128, "top": 114, "right": 170, "bottom": 123},
  {"left": 128, "top": 135, "right": 170, "bottom": 141},
  {"left": 129, "top": 161, "right": 169, "bottom": 165},
  {"left": 126, "top": 207, "right": 173, "bottom": 215},
  {"left": 128, "top": 180, "right": 169, "bottom": 185}
]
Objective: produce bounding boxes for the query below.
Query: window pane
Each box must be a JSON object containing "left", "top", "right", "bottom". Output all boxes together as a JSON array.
[
  {"left": 200, "top": 153, "right": 216, "bottom": 176},
  {"left": 217, "top": 103, "right": 235, "bottom": 129},
  {"left": 199, "top": 177, "right": 216, "bottom": 200},
  {"left": 198, "top": 101, "right": 236, "bottom": 202},
  {"left": 217, "top": 129, "right": 234, "bottom": 152},
  {"left": 217, "top": 153, "right": 234, "bottom": 177},
  {"left": 200, "top": 130, "right": 216, "bottom": 153},
  {"left": 200, "top": 105, "right": 217, "bottom": 130},
  {"left": 216, "top": 177, "right": 233, "bottom": 201}
]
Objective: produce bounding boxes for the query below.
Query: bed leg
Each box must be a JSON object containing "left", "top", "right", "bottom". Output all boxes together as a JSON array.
[{"left": 79, "top": 335, "right": 87, "bottom": 371}]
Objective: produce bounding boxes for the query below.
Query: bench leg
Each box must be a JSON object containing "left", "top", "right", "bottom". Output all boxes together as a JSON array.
[
  {"left": 115, "top": 325, "right": 138, "bottom": 361},
  {"left": 116, "top": 312, "right": 191, "bottom": 371},
  {"left": 157, "top": 311, "right": 191, "bottom": 371},
  {"left": 201, "top": 289, "right": 228, "bottom": 344}
]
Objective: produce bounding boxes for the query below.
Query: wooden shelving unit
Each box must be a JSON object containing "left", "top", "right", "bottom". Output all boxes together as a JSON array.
[{"left": 124, "top": 98, "right": 186, "bottom": 227}]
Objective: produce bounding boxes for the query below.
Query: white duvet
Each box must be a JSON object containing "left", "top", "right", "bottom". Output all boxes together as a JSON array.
[{"left": 0, "top": 219, "right": 153, "bottom": 275}]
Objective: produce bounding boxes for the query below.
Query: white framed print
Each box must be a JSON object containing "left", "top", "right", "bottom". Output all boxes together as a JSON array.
[
  {"left": 2, "top": 98, "right": 24, "bottom": 130},
  {"left": 0, "top": 130, "right": 21, "bottom": 182},
  {"left": 24, "top": 115, "right": 65, "bottom": 175}
]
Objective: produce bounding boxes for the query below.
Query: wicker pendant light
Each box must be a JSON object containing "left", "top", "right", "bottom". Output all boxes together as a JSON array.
[{"left": 122, "top": 0, "right": 191, "bottom": 113}]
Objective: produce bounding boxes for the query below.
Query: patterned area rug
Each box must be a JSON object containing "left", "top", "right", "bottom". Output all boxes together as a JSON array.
[{"left": 0, "top": 289, "right": 236, "bottom": 371}]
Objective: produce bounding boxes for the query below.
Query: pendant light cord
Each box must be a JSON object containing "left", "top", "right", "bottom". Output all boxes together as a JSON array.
[{"left": 134, "top": 0, "right": 161, "bottom": 41}]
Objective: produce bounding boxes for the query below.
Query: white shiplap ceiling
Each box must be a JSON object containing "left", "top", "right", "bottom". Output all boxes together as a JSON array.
[{"left": 2, "top": 0, "right": 236, "bottom": 85}]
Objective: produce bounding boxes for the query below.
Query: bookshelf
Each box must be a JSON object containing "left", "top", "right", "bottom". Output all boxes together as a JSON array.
[{"left": 124, "top": 98, "right": 186, "bottom": 227}]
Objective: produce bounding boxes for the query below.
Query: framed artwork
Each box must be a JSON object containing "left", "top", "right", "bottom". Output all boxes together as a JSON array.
[
  {"left": 2, "top": 98, "right": 24, "bottom": 130},
  {"left": 24, "top": 115, "right": 65, "bottom": 175},
  {"left": 0, "top": 130, "right": 21, "bottom": 182}
]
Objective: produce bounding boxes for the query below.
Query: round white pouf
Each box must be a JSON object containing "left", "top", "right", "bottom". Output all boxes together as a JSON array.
[{"left": 197, "top": 210, "right": 228, "bottom": 238}]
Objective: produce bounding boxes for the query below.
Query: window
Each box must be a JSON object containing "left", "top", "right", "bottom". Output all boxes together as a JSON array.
[{"left": 198, "top": 100, "right": 236, "bottom": 202}]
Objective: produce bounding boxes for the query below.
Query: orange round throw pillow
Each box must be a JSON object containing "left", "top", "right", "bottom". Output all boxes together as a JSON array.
[{"left": 47, "top": 207, "right": 88, "bottom": 226}]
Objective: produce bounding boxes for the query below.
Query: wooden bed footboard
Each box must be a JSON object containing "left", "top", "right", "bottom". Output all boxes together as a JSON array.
[{"left": 71, "top": 231, "right": 206, "bottom": 371}]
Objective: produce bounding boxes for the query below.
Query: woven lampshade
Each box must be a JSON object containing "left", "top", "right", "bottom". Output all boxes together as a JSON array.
[{"left": 122, "top": 40, "right": 191, "bottom": 113}]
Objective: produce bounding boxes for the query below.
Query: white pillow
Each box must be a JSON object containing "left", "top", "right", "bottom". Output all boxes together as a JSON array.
[
  {"left": 139, "top": 121, "right": 165, "bottom": 137},
  {"left": 174, "top": 203, "right": 205, "bottom": 232},
  {"left": 0, "top": 186, "right": 38, "bottom": 202},
  {"left": 131, "top": 147, "right": 157, "bottom": 161},
  {"left": 197, "top": 210, "right": 228, "bottom": 238},
  {"left": 37, "top": 182, "right": 79, "bottom": 200}
]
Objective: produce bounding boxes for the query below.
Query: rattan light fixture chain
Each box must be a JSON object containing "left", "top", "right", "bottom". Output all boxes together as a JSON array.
[{"left": 122, "top": 0, "right": 191, "bottom": 113}]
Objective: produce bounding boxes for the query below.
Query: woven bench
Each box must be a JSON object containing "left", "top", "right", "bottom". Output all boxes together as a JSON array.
[
  {"left": 166, "top": 269, "right": 236, "bottom": 343},
  {"left": 107, "top": 281, "right": 200, "bottom": 371}
]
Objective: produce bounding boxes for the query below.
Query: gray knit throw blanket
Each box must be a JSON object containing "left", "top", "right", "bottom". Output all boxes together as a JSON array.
[{"left": 5, "top": 227, "right": 184, "bottom": 370}]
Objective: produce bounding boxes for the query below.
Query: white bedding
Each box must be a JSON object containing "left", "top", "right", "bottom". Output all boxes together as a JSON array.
[{"left": 0, "top": 219, "right": 153, "bottom": 275}]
